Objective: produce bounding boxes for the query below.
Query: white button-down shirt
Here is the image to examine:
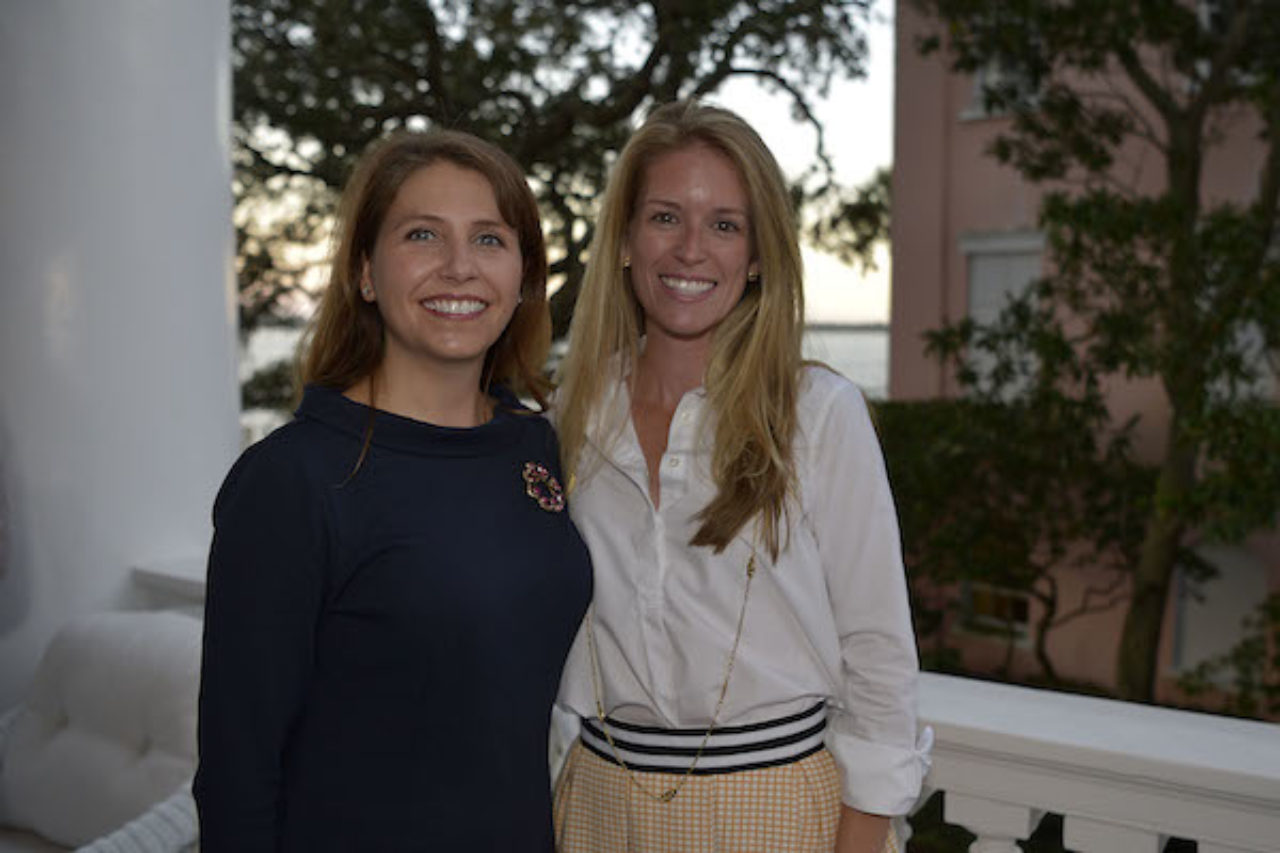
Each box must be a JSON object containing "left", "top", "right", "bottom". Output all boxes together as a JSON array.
[{"left": 556, "top": 366, "right": 931, "bottom": 815}]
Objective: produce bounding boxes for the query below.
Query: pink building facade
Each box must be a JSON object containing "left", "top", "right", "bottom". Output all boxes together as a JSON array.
[{"left": 889, "top": 2, "right": 1278, "bottom": 703}]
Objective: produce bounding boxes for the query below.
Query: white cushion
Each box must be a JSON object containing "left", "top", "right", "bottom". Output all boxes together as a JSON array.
[
  {"left": 0, "top": 826, "right": 68, "bottom": 853},
  {"left": 0, "top": 611, "right": 201, "bottom": 849}
]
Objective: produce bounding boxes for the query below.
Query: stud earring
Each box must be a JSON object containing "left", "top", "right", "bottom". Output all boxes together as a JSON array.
[
  {"left": 622, "top": 256, "right": 631, "bottom": 270},
  {"left": 747, "top": 271, "right": 761, "bottom": 285}
]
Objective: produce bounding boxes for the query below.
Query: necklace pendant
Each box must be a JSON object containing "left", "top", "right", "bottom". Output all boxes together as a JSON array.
[{"left": 659, "top": 788, "right": 678, "bottom": 803}]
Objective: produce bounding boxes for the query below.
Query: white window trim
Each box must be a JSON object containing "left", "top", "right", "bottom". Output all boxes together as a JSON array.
[
  {"left": 959, "top": 62, "right": 1042, "bottom": 123},
  {"left": 959, "top": 230, "right": 1045, "bottom": 257},
  {"left": 957, "top": 580, "right": 1034, "bottom": 648}
]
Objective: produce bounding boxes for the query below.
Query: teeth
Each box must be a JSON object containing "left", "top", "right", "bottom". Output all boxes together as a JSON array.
[
  {"left": 661, "top": 276, "right": 715, "bottom": 295},
  {"left": 422, "top": 298, "right": 486, "bottom": 315}
]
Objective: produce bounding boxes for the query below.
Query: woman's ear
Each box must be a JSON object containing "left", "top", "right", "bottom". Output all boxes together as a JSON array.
[{"left": 359, "top": 259, "right": 376, "bottom": 302}]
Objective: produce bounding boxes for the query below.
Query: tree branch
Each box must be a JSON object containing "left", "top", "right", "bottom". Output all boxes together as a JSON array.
[
  {"left": 1050, "top": 572, "right": 1131, "bottom": 629},
  {"left": 239, "top": 142, "right": 320, "bottom": 182},
  {"left": 1089, "top": 76, "right": 1168, "bottom": 153},
  {"left": 708, "top": 66, "right": 836, "bottom": 179},
  {"left": 1253, "top": 96, "right": 1280, "bottom": 256},
  {"left": 1189, "top": 4, "right": 1256, "bottom": 121},
  {"left": 1204, "top": 88, "right": 1280, "bottom": 326},
  {"left": 414, "top": 3, "right": 454, "bottom": 118},
  {"left": 1115, "top": 44, "right": 1181, "bottom": 124}
]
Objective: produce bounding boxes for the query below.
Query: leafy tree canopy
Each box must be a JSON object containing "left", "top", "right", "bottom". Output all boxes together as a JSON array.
[
  {"left": 913, "top": 0, "right": 1280, "bottom": 702},
  {"left": 232, "top": 0, "right": 883, "bottom": 336}
]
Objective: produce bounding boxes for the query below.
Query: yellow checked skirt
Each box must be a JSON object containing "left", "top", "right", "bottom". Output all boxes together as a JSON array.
[{"left": 553, "top": 741, "right": 899, "bottom": 853}]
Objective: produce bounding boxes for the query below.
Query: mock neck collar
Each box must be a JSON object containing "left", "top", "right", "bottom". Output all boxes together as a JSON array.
[{"left": 297, "top": 384, "right": 528, "bottom": 458}]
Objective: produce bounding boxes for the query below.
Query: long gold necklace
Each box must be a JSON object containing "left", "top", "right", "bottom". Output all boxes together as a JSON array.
[{"left": 584, "top": 548, "right": 757, "bottom": 803}]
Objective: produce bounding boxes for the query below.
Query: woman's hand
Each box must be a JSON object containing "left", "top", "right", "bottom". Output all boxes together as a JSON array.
[{"left": 834, "top": 805, "right": 890, "bottom": 853}]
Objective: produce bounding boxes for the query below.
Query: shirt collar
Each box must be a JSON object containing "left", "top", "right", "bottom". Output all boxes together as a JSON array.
[{"left": 296, "top": 383, "right": 527, "bottom": 458}]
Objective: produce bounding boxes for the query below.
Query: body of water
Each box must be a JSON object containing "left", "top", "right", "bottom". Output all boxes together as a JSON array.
[
  {"left": 802, "top": 325, "right": 889, "bottom": 399},
  {"left": 242, "top": 324, "right": 890, "bottom": 401}
]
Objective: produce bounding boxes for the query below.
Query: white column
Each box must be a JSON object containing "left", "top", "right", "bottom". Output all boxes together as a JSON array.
[{"left": 0, "top": 1, "right": 239, "bottom": 707}]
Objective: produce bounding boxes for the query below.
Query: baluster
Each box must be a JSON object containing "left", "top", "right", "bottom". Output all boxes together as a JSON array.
[{"left": 943, "top": 792, "right": 1043, "bottom": 853}]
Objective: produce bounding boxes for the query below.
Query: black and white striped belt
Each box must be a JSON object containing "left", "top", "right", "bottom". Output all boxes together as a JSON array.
[{"left": 579, "top": 702, "right": 828, "bottom": 775}]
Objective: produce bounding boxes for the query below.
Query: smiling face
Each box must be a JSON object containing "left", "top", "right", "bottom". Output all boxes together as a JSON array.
[
  {"left": 625, "top": 142, "right": 757, "bottom": 349},
  {"left": 361, "top": 161, "right": 523, "bottom": 379}
]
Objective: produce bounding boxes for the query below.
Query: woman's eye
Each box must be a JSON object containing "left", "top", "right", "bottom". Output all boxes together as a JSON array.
[
  {"left": 714, "top": 219, "right": 743, "bottom": 233},
  {"left": 475, "top": 232, "right": 506, "bottom": 248},
  {"left": 651, "top": 211, "right": 677, "bottom": 225},
  {"left": 406, "top": 227, "right": 437, "bottom": 241}
]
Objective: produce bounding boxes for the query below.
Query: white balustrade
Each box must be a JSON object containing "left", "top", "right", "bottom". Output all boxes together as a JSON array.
[
  {"left": 120, "top": 559, "right": 1280, "bottom": 853},
  {"left": 915, "top": 673, "right": 1280, "bottom": 852}
]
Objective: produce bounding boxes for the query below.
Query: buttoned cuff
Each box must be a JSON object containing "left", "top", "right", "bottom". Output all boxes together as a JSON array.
[{"left": 826, "top": 723, "right": 933, "bottom": 815}]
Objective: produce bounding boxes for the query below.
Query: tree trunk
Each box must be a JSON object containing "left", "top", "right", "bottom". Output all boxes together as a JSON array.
[
  {"left": 549, "top": 275, "right": 581, "bottom": 340},
  {"left": 1114, "top": 439, "right": 1197, "bottom": 701},
  {"left": 1114, "top": 105, "right": 1205, "bottom": 703},
  {"left": 1033, "top": 591, "right": 1060, "bottom": 684}
]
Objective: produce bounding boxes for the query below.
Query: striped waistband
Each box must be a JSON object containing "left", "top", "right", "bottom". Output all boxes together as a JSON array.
[{"left": 579, "top": 702, "right": 827, "bottom": 775}]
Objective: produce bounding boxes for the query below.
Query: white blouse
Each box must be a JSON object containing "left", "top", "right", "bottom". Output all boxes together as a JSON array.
[{"left": 555, "top": 365, "right": 931, "bottom": 815}]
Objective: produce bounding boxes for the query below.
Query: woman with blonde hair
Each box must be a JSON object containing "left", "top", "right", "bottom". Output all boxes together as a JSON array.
[
  {"left": 195, "top": 129, "right": 591, "bottom": 851},
  {"left": 553, "top": 101, "right": 930, "bottom": 852}
]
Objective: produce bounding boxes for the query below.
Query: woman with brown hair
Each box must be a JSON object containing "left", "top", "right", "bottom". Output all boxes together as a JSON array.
[
  {"left": 552, "top": 101, "right": 930, "bottom": 852},
  {"left": 195, "top": 130, "right": 591, "bottom": 852}
]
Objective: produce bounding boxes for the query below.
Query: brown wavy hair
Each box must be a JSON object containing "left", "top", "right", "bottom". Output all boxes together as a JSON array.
[
  {"left": 555, "top": 101, "right": 805, "bottom": 559},
  {"left": 299, "top": 129, "right": 550, "bottom": 406}
]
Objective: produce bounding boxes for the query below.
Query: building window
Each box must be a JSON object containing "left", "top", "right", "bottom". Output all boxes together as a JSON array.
[
  {"left": 1171, "top": 544, "right": 1269, "bottom": 677},
  {"left": 960, "top": 62, "right": 1037, "bottom": 121},
  {"left": 1197, "top": 1, "right": 1261, "bottom": 88},
  {"left": 959, "top": 231, "right": 1044, "bottom": 390},
  {"left": 961, "top": 581, "right": 1032, "bottom": 641}
]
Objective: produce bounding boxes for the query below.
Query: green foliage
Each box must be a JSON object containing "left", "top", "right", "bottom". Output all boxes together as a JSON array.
[
  {"left": 807, "top": 166, "right": 890, "bottom": 271},
  {"left": 231, "top": 0, "right": 887, "bottom": 336},
  {"left": 241, "top": 358, "right": 297, "bottom": 411},
  {"left": 874, "top": 393, "right": 1152, "bottom": 683},
  {"left": 1178, "top": 593, "right": 1280, "bottom": 719},
  {"left": 913, "top": 0, "right": 1280, "bottom": 703}
]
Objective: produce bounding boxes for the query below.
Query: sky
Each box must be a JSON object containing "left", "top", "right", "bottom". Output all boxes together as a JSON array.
[{"left": 711, "top": 7, "right": 895, "bottom": 325}]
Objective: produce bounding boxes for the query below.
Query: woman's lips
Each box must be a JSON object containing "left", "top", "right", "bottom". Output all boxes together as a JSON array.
[
  {"left": 659, "top": 275, "right": 716, "bottom": 296},
  {"left": 420, "top": 296, "right": 488, "bottom": 317}
]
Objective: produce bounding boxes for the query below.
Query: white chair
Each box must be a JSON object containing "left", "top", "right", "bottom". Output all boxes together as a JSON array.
[{"left": 0, "top": 611, "right": 201, "bottom": 852}]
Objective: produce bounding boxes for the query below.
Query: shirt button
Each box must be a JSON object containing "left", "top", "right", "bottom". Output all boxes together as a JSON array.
[
  {"left": 667, "top": 457, "right": 680, "bottom": 468},
  {"left": 679, "top": 411, "right": 692, "bottom": 422}
]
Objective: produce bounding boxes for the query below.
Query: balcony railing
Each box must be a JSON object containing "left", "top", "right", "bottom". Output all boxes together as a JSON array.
[
  {"left": 910, "top": 673, "right": 1280, "bottom": 853},
  {"left": 129, "top": 567, "right": 1280, "bottom": 852}
]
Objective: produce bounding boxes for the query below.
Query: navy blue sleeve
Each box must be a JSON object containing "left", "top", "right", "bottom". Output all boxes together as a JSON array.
[{"left": 194, "top": 436, "right": 329, "bottom": 852}]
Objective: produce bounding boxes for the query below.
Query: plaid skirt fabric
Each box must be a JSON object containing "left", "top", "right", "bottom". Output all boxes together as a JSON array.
[{"left": 553, "top": 741, "right": 899, "bottom": 852}]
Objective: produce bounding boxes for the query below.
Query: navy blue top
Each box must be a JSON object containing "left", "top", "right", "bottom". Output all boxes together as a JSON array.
[{"left": 195, "top": 385, "right": 592, "bottom": 852}]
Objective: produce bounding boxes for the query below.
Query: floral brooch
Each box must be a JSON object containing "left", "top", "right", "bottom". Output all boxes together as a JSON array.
[{"left": 522, "top": 461, "right": 565, "bottom": 513}]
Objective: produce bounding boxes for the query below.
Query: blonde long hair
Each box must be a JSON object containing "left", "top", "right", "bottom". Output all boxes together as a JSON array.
[
  {"left": 299, "top": 130, "right": 551, "bottom": 405},
  {"left": 556, "top": 101, "right": 805, "bottom": 559}
]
